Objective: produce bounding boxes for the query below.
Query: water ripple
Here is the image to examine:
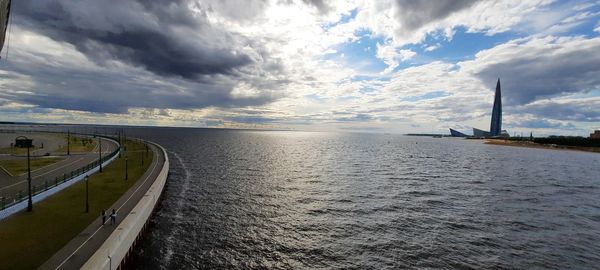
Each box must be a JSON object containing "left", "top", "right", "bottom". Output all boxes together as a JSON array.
[{"left": 127, "top": 129, "right": 600, "bottom": 269}]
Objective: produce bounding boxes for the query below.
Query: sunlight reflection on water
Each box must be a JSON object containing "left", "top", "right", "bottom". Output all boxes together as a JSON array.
[{"left": 127, "top": 128, "right": 600, "bottom": 269}]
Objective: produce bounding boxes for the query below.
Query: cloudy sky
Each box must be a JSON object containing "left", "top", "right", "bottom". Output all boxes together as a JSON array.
[{"left": 0, "top": 0, "right": 599, "bottom": 135}]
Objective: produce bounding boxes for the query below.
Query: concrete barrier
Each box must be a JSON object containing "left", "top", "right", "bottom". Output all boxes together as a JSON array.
[{"left": 82, "top": 141, "right": 169, "bottom": 270}]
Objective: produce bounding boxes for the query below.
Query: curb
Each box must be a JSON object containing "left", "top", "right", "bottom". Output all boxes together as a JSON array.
[
  {"left": 81, "top": 140, "right": 169, "bottom": 270},
  {"left": 0, "top": 137, "right": 121, "bottom": 221}
]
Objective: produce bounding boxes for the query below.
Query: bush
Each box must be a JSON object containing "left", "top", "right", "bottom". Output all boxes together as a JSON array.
[{"left": 534, "top": 137, "right": 600, "bottom": 147}]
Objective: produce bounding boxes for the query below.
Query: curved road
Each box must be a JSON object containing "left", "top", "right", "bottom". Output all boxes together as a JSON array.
[
  {"left": 40, "top": 142, "right": 165, "bottom": 270},
  {"left": 0, "top": 137, "right": 118, "bottom": 202}
]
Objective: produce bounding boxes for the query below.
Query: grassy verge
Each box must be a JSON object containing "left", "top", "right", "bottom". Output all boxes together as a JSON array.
[
  {"left": 57, "top": 135, "right": 96, "bottom": 153},
  {"left": 0, "top": 157, "right": 65, "bottom": 176},
  {"left": 0, "top": 140, "right": 154, "bottom": 269},
  {"left": 0, "top": 147, "right": 38, "bottom": 155}
]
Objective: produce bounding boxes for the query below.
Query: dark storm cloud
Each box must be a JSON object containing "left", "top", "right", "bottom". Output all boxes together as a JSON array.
[
  {"left": 13, "top": 0, "right": 253, "bottom": 79},
  {"left": 474, "top": 40, "right": 600, "bottom": 105},
  {"left": 301, "top": 0, "right": 331, "bottom": 14},
  {"left": 515, "top": 100, "right": 600, "bottom": 122},
  {"left": 393, "top": 0, "right": 478, "bottom": 32},
  {"left": 1, "top": 58, "right": 276, "bottom": 114},
  {"left": 3, "top": 0, "right": 290, "bottom": 114}
]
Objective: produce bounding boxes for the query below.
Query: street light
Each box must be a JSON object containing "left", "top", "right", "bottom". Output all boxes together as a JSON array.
[
  {"left": 15, "top": 136, "right": 34, "bottom": 212},
  {"left": 98, "top": 136, "right": 103, "bottom": 173},
  {"left": 118, "top": 132, "right": 122, "bottom": 158},
  {"left": 85, "top": 175, "right": 89, "bottom": 213},
  {"left": 26, "top": 139, "right": 32, "bottom": 212},
  {"left": 67, "top": 130, "right": 70, "bottom": 156}
]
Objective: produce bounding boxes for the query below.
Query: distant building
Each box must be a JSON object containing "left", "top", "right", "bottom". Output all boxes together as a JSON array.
[
  {"left": 473, "top": 128, "right": 491, "bottom": 138},
  {"left": 591, "top": 130, "right": 600, "bottom": 139},
  {"left": 490, "top": 79, "right": 502, "bottom": 137},
  {"left": 450, "top": 78, "right": 508, "bottom": 138},
  {"left": 449, "top": 128, "right": 468, "bottom": 137},
  {"left": 15, "top": 137, "right": 33, "bottom": 148}
]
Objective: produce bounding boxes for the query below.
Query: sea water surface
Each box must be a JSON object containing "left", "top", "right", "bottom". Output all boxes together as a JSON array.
[{"left": 125, "top": 128, "right": 600, "bottom": 269}]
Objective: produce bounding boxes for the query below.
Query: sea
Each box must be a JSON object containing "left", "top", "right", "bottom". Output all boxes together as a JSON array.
[{"left": 120, "top": 127, "right": 600, "bottom": 269}]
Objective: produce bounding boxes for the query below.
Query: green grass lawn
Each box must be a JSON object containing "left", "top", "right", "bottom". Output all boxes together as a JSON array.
[
  {"left": 0, "top": 140, "right": 154, "bottom": 269},
  {"left": 0, "top": 157, "right": 65, "bottom": 176},
  {"left": 57, "top": 135, "right": 97, "bottom": 153}
]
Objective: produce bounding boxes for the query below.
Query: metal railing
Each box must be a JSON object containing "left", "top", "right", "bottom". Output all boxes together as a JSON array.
[{"left": 0, "top": 134, "right": 121, "bottom": 211}]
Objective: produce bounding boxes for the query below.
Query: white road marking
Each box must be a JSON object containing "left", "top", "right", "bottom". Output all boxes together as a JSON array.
[{"left": 54, "top": 145, "right": 160, "bottom": 270}]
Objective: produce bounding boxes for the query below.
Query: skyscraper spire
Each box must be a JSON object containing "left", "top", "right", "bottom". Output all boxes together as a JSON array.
[{"left": 489, "top": 78, "right": 502, "bottom": 136}]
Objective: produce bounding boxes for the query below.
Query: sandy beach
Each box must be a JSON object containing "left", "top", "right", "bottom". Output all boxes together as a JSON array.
[{"left": 485, "top": 139, "right": 600, "bottom": 153}]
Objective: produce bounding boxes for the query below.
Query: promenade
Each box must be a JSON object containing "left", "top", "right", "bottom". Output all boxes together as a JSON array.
[{"left": 40, "top": 142, "right": 166, "bottom": 269}]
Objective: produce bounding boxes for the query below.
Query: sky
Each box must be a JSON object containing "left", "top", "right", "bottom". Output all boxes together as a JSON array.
[{"left": 0, "top": 0, "right": 599, "bottom": 136}]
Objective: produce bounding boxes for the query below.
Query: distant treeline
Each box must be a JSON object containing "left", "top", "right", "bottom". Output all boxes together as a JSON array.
[{"left": 533, "top": 137, "right": 600, "bottom": 147}]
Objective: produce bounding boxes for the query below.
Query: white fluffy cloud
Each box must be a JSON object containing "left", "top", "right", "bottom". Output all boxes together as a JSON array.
[
  {"left": 375, "top": 43, "right": 416, "bottom": 74},
  {"left": 0, "top": 0, "right": 599, "bottom": 135},
  {"left": 354, "top": 0, "right": 555, "bottom": 46}
]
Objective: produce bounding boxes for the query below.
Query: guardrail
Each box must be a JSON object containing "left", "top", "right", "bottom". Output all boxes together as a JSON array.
[{"left": 0, "top": 134, "right": 121, "bottom": 220}]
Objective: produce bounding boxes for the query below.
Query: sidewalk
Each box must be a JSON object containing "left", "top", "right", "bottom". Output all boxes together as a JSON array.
[{"left": 39, "top": 143, "right": 165, "bottom": 270}]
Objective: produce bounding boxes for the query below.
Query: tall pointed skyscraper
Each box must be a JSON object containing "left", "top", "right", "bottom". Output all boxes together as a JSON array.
[{"left": 489, "top": 78, "right": 502, "bottom": 136}]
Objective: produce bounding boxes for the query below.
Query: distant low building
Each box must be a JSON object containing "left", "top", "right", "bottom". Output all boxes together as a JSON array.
[
  {"left": 591, "top": 130, "right": 600, "bottom": 139},
  {"left": 449, "top": 128, "right": 468, "bottom": 137},
  {"left": 15, "top": 137, "right": 33, "bottom": 148},
  {"left": 473, "top": 128, "right": 491, "bottom": 138}
]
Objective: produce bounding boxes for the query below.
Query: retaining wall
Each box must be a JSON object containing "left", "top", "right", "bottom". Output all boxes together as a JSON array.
[{"left": 82, "top": 141, "right": 169, "bottom": 270}]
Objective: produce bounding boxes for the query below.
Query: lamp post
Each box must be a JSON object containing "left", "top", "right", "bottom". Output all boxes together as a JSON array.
[
  {"left": 85, "top": 175, "right": 89, "bottom": 213},
  {"left": 16, "top": 136, "right": 34, "bottom": 212},
  {"left": 26, "top": 140, "right": 32, "bottom": 212},
  {"left": 98, "top": 136, "right": 103, "bottom": 173},
  {"left": 118, "top": 132, "right": 122, "bottom": 158},
  {"left": 67, "top": 130, "right": 70, "bottom": 156}
]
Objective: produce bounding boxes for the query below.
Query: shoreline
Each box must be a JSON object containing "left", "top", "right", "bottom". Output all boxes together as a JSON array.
[
  {"left": 36, "top": 139, "right": 165, "bottom": 269},
  {"left": 81, "top": 140, "right": 169, "bottom": 269},
  {"left": 485, "top": 139, "right": 600, "bottom": 154}
]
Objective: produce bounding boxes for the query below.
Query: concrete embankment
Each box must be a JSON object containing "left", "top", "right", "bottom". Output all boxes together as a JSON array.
[{"left": 82, "top": 141, "right": 169, "bottom": 270}]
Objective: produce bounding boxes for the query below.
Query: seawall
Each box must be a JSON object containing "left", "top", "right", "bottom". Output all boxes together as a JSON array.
[{"left": 81, "top": 140, "right": 169, "bottom": 269}]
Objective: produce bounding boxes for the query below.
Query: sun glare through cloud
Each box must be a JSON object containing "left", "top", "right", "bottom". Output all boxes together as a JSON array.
[{"left": 0, "top": 0, "right": 599, "bottom": 135}]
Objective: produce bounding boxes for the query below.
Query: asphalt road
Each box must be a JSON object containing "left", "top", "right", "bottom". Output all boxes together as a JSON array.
[
  {"left": 0, "top": 137, "right": 118, "bottom": 202},
  {"left": 39, "top": 142, "right": 165, "bottom": 270}
]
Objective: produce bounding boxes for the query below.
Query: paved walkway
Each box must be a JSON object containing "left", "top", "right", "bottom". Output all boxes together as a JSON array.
[
  {"left": 39, "top": 142, "right": 165, "bottom": 270},
  {"left": 0, "top": 137, "right": 118, "bottom": 201}
]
